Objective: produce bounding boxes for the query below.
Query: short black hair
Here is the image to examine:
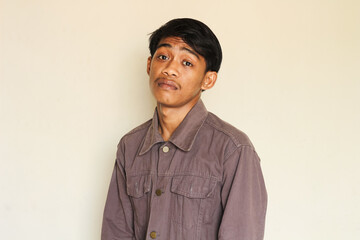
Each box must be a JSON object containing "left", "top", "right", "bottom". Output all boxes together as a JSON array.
[{"left": 149, "top": 18, "right": 222, "bottom": 73}]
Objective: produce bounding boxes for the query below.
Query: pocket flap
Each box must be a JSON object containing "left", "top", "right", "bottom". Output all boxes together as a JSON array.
[
  {"left": 126, "top": 175, "right": 151, "bottom": 198},
  {"left": 171, "top": 175, "right": 217, "bottom": 199}
]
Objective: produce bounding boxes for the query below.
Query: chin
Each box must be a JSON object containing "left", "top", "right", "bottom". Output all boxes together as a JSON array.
[
  {"left": 153, "top": 92, "right": 176, "bottom": 104},
  {"left": 156, "top": 99, "right": 175, "bottom": 107}
]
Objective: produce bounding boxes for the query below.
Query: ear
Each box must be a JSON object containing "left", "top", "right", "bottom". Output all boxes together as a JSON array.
[
  {"left": 201, "top": 71, "right": 217, "bottom": 91},
  {"left": 147, "top": 56, "right": 152, "bottom": 75}
]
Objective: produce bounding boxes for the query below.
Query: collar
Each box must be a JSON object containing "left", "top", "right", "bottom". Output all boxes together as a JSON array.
[{"left": 139, "top": 99, "right": 208, "bottom": 155}]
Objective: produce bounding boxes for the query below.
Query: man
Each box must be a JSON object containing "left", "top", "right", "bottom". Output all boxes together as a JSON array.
[{"left": 102, "top": 18, "right": 267, "bottom": 240}]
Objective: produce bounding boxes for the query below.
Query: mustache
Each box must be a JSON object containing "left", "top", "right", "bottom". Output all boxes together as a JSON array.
[{"left": 155, "top": 77, "right": 180, "bottom": 89}]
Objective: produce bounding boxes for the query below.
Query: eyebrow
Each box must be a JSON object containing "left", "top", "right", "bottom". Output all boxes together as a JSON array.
[{"left": 156, "top": 43, "right": 200, "bottom": 59}]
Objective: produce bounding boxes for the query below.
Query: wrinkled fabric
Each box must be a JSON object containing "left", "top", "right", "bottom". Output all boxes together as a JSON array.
[{"left": 102, "top": 100, "right": 267, "bottom": 240}]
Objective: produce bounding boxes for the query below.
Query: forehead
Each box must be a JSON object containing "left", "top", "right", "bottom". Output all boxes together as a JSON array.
[{"left": 157, "top": 36, "right": 189, "bottom": 47}]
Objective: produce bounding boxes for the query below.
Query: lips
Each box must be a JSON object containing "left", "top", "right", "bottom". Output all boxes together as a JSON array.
[{"left": 156, "top": 78, "right": 179, "bottom": 90}]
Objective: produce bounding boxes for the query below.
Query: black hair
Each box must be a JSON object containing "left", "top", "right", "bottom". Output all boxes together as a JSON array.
[{"left": 149, "top": 18, "right": 222, "bottom": 73}]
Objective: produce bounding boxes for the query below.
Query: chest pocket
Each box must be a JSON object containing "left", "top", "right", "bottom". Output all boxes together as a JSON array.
[
  {"left": 126, "top": 174, "right": 151, "bottom": 231},
  {"left": 170, "top": 175, "right": 217, "bottom": 230},
  {"left": 126, "top": 174, "right": 151, "bottom": 198}
]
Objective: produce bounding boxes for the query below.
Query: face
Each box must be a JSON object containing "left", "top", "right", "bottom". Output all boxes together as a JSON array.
[{"left": 147, "top": 37, "right": 217, "bottom": 109}]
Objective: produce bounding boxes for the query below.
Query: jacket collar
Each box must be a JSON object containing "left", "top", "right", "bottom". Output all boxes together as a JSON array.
[{"left": 139, "top": 99, "right": 208, "bottom": 155}]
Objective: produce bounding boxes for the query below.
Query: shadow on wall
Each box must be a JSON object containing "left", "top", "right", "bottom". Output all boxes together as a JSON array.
[{"left": 118, "top": 49, "right": 156, "bottom": 127}]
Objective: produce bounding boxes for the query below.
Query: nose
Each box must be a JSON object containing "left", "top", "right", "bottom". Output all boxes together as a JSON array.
[{"left": 162, "top": 59, "right": 179, "bottom": 77}]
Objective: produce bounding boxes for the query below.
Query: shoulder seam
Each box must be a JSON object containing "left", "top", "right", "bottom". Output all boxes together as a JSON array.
[
  {"left": 205, "top": 115, "right": 252, "bottom": 148},
  {"left": 224, "top": 144, "right": 255, "bottom": 159}
]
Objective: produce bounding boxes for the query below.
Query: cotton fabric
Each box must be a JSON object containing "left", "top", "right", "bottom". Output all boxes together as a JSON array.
[{"left": 102, "top": 100, "right": 267, "bottom": 240}]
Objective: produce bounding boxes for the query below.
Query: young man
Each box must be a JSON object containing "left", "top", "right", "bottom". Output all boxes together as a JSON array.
[{"left": 102, "top": 18, "right": 267, "bottom": 240}]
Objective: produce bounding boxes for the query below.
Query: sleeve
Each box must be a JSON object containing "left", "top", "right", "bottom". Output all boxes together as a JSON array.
[
  {"left": 101, "top": 141, "right": 135, "bottom": 240},
  {"left": 218, "top": 145, "right": 267, "bottom": 240}
]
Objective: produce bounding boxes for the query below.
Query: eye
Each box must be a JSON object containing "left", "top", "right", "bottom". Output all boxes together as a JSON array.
[
  {"left": 183, "top": 61, "right": 193, "bottom": 67},
  {"left": 157, "top": 55, "right": 168, "bottom": 60}
]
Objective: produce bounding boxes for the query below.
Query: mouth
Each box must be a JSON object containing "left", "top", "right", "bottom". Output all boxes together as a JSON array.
[{"left": 156, "top": 78, "right": 179, "bottom": 90}]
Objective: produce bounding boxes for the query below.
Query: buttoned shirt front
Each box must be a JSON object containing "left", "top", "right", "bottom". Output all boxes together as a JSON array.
[{"left": 102, "top": 100, "right": 267, "bottom": 240}]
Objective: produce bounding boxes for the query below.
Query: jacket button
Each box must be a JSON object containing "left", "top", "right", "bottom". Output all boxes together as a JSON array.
[
  {"left": 155, "top": 189, "right": 162, "bottom": 196},
  {"left": 162, "top": 146, "right": 169, "bottom": 153},
  {"left": 150, "top": 231, "right": 157, "bottom": 239}
]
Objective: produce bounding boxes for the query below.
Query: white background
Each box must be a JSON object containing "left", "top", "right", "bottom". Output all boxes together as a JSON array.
[{"left": 1, "top": 0, "right": 359, "bottom": 239}]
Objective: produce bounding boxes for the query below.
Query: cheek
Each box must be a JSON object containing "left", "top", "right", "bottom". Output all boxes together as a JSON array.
[
  {"left": 186, "top": 72, "right": 205, "bottom": 88},
  {"left": 148, "top": 69, "right": 156, "bottom": 81},
  {"left": 149, "top": 64, "right": 161, "bottom": 78}
]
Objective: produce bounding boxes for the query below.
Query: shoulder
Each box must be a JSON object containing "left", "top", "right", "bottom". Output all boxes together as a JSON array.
[
  {"left": 204, "top": 112, "right": 254, "bottom": 149},
  {"left": 119, "top": 119, "right": 152, "bottom": 145}
]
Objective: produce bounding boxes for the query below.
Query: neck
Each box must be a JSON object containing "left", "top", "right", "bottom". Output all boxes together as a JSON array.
[{"left": 157, "top": 99, "right": 200, "bottom": 141}]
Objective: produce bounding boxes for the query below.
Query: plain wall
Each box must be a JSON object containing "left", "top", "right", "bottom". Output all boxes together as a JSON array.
[{"left": 1, "top": 0, "right": 359, "bottom": 239}]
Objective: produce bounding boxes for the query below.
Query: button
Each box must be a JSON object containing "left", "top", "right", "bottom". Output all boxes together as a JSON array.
[
  {"left": 162, "top": 146, "right": 169, "bottom": 153},
  {"left": 150, "top": 231, "right": 157, "bottom": 239},
  {"left": 155, "top": 189, "right": 162, "bottom": 196}
]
